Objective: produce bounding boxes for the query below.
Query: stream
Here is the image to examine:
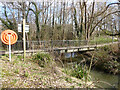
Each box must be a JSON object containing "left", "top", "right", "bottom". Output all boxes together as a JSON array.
[{"left": 63, "top": 52, "right": 119, "bottom": 89}]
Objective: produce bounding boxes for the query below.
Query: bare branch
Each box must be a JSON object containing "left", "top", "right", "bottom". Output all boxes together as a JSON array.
[{"left": 90, "top": 10, "right": 120, "bottom": 36}]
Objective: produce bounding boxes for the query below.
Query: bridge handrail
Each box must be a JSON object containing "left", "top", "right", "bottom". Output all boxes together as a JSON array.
[{"left": 3, "top": 39, "right": 118, "bottom": 51}]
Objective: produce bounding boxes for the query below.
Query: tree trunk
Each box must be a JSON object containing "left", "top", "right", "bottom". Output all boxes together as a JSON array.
[{"left": 118, "top": 1, "right": 120, "bottom": 51}]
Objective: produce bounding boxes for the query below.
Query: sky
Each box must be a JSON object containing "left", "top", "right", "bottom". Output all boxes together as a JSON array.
[
  {"left": 0, "top": 0, "right": 119, "bottom": 2},
  {"left": 0, "top": 0, "right": 119, "bottom": 25}
]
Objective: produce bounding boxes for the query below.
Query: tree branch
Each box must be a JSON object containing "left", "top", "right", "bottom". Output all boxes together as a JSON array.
[
  {"left": 100, "top": 27, "right": 120, "bottom": 36},
  {"left": 94, "top": 2, "right": 120, "bottom": 18},
  {"left": 90, "top": 10, "right": 120, "bottom": 36}
]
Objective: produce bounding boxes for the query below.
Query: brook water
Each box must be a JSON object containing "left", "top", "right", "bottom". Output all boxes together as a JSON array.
[{"left": 63, "top": 52, "right": 119, "bottom": 89}]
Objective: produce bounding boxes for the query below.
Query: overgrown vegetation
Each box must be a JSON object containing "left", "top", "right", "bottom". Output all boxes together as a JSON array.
[
  {"left": 84, "top": 44, "right": 120, "bottom": 75},
  {"left": 70, "top": 64, "right": 87, "bottom": 79},
  {"left": 31, "top": 53, "right": 53, "bottom": 67},
  {"left": 1, "top": 53, "right": 94, "bottom": 88}
]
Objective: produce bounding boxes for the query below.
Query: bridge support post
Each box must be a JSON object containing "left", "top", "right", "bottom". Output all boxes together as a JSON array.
[{"left": 70, "top": 52, "right": 72, "bottom": 63}]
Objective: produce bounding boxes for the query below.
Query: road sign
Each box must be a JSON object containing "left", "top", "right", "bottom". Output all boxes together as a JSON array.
[
  {"left": 25, "top": 25, "right": 29, "bottom": 33},
  {"left": 1, "top": 29, "right": 18, "bottom": 61},
  {"left": 1, "top": 29, "right": 18, "bottom": 45},
  {"left": 18, "top": 24, "right": 22, "bottom": 32},
  {"left": 18, "top": 24, "right": 29, "bottom": 33}
]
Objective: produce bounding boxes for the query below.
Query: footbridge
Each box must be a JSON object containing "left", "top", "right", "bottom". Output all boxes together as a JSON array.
[{"left": 0, "top": 40, "right": 119, "bottom": 55}]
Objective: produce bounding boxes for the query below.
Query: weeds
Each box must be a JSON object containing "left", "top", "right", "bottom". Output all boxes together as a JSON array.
[
  {"left": 17, "top": 55, "right": 23, "bottom": 60},
  {"left": 24, "top": 71, "right": 29, "bottom": 77},
  {"left": 12, "top": 59, "right": 19, "bottom": 65},
  {"left": 62, "top": 68, "right": 71, "bottom": 75},
  {"left": 71, "top": 64, "right": 87, "bottom": 79},
  {"left": 1, "top": 53, "right": 95, "bottom": 88},
  {"left": 31, "top": 53, "right": 53, "bottom": 67},
  {"left": 3, "top": 70, "right": 13, "bottom": 76},
  {"left": 14, "top": 69, "right": 19, "bottom": 74},
  {"left": 65, "top": 77, "right": 72, "bottom": 83}
]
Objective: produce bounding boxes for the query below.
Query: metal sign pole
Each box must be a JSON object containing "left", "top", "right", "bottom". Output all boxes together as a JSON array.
[
  {"left": 23, "top": 19, "right": 26, "bottom": 61},
  {"left": 8, "top": 35, "right": 11, "bottom": 62}
]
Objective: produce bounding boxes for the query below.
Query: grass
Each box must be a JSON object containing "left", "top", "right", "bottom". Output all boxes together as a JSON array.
[
  {"left": 63, "top": 63, "right": 91, "bottom": 84},
  {"left": 90, "top": 36, "right": 118, "bottom": 45},
  {"left": 65, "top": 77, "right": 72, "bottom": 83},
  {"left": 14, "top": 69, "right": 19, "bottom": 74},
  {"left": 0, "top": 53, "right": 95, "bottom": 88},
  {"left": 70, "top": 64, "right": 87, "bottom": 79},
  {"left": 24, "top": 71, "right": 29, "bottom": 77},
  {"left": 0, "top": 48, "right": 6, "bottom": 51}
]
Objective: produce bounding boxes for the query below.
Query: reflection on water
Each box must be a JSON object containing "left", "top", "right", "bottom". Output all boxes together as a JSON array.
[
  {"left": 64, "top": 52, "right": 119, "bottom": 89},
  {"left": 65, "top": 52, "right": 75, "bottom": 58}
]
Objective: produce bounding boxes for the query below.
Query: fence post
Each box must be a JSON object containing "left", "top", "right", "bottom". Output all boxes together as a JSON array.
[{"left": 44, "top": 41, "right": 45, "bottom": 50}]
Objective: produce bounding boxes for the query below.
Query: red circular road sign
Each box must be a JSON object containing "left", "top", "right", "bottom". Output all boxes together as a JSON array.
[{"left": 1, "top": 29, "right": 18, "bottom": 45}]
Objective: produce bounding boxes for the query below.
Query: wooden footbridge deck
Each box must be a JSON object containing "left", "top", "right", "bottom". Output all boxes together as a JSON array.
[{"left": 0, "top": 40, "right": 119, "bottom": 55}]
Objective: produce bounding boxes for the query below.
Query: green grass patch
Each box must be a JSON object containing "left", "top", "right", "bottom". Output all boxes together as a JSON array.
[
  {"left": 90, "top": 36, "right": 118, "bottom": 45},
  {"left": 65, "top": 77, "right": 72, "bottom": 83},
  {"left": 24, "top": 71, "right": 29, "bottom": 77},
  {"left": 14, "top": 69, "right": 19, "bottom": 74},
  {"left": 2, "top": 69, "right": 13, "bottom": 76}
]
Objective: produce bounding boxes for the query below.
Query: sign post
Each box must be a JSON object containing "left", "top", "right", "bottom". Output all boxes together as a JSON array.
[
  {"left": 8, "top": 34, "right": 11, "bottom": 62},
  {"left": 23, "top": 19, "right": 26, "bottom": 61},
  {"left": 18, "top": 23, "right": 29, "bottom": 61}
]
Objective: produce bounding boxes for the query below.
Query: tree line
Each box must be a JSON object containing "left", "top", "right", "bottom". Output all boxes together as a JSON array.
[{"left": 0, "top": 0, "right": 120, "bottom": 42}]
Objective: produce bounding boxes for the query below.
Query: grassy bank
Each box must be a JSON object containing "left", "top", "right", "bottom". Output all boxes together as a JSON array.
[
  {"left": 90, "top": 36, "right": 118, "bottom": 45},
  {"left": 84, "top": 43, "right": 120, "bottom": 75},
  {"left": 0, "top": 53, "right": 94, "bottom": 88}
]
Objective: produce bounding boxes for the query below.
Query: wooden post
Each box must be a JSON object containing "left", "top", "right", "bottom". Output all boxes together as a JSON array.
[
  {"left": 23, "top": 2, "right": 26, "bottom": 61},
  {"left": 23, "top": 19, "right": 26, "bottom": 60}
]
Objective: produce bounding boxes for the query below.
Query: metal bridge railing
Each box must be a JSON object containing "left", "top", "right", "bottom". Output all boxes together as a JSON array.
[
  {"left": 3, "top": 39, "right": 117, "bottom": 51},
  {"left": 9, "top": 40, "right": 88, "bottom": 51}
]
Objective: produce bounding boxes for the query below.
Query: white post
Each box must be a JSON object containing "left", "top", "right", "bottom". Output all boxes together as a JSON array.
[
  {"left": 8, "top": 35, "right": 11, "bottom": 62},
  {"left": 23, "top": 19, "right": 26, "bottom": 60}
]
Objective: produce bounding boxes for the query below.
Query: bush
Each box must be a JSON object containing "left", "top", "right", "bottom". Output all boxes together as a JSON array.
[
  {"left": 31, "top": 53, "right": 53, "bottom": 67},
  {"left": 102, "top": 45, "right": 111, "bottom": 51}
]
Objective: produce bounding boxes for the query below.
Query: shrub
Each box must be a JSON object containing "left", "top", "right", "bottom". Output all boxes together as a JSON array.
[
  {"left": 102, "top": 45, "right": 111, "bottom": 51},
  {"left": 31, "top": 53, "right": 53, "bottom": 67}
]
